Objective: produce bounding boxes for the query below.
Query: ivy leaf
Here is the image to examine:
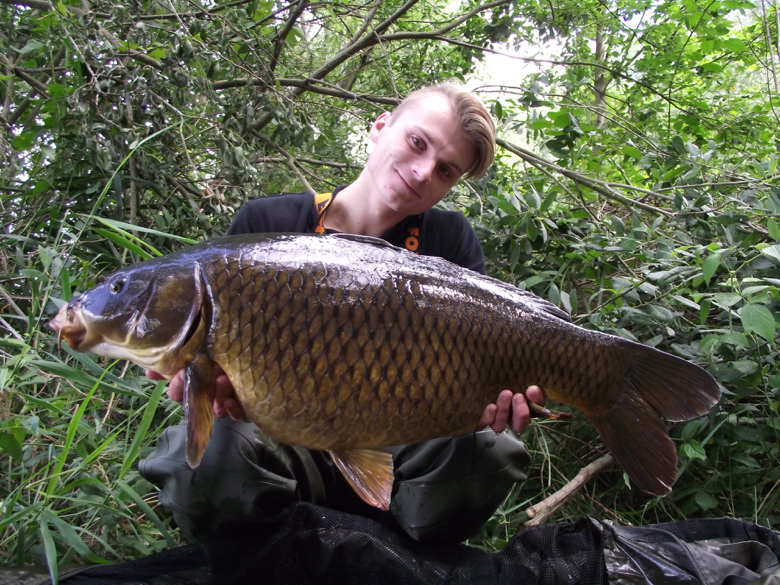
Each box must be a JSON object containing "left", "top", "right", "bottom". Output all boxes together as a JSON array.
[{"left": 739, "top": 303, "right": 776, "bottom": 343}]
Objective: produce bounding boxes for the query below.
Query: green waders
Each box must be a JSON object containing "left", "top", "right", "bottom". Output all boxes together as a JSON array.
[{"left": 138, "top": 418, "right": 530, "bottom": 543}]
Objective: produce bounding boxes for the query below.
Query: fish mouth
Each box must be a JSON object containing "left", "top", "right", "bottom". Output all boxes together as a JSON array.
[{"left": 48, "top": 304, "right": 88, "bottom": 351}]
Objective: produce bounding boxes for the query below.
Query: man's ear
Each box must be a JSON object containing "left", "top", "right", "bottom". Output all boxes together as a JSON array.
[{"left": 369, "top": 111, "right": 391, "bottom": 143}]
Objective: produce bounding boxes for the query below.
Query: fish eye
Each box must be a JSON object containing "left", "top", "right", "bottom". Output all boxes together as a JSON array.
[{"left": 109, "top": 276, "right": 127, "bottom": 294}]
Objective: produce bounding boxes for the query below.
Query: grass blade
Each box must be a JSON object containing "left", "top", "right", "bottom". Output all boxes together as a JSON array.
[
  {"left": 116, "top": 480, "right": 177, "bottom": 548},
  {"left": 39, "top": 517, "right": 59, "bottom": 585},
  {"left": 119, "top": 380, "right": 166, "bottom": 480}
]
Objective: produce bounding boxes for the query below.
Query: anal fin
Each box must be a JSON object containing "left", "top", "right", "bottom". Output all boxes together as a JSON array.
[{"left": 330, "top": 448, "right": 394, "bottom": 510}]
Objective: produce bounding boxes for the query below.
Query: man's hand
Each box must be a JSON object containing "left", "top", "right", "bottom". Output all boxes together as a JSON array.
[
  {"left": 145, "top": 367, "right": 245, "bottom": 421},
  {"left": 477, "top": 386, "right": 544, "bottom": 434}
]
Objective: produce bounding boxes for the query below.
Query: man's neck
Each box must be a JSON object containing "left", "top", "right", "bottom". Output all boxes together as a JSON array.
[{"left": 322, "top": 180, "right": 406, "bottom": 238}]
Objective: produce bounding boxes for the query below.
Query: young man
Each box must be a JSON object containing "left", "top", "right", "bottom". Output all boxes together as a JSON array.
[{"left": 141, "top": 82, "right": 544, "bottom": 544}]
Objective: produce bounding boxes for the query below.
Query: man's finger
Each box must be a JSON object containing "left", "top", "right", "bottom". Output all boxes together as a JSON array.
[
  {"left": 511, "top": 393, "right": 531, "bottom": 434},
  {"left": 167, "top": 370, "right": 185, "bottom": 403},
  {"left": 489, "top": 389, "right": 513, "bottom": 433},
  {"left": 477, "top": 403, "right": 497, "bottom": 429}
]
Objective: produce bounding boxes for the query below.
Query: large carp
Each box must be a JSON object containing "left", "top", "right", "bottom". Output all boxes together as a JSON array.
[{"left": 49, "top": 233, "right": 720, "bottom": 509}]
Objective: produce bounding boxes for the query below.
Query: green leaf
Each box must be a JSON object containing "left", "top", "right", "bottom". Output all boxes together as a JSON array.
[
  {"left": 39, "top": 520, "right": 59, "bottom": 584},
  {"left": 701, "top": 62, "right": 724, "bottom": 73},
  {"left": 117, "top": 480, "right": 177, "bottom": 547},
  {"left": 739, "top": 304, "right": 776, "bottom": 343},
  {"left": 695, "top": 490, "right": 718, "bottom": 510},
  {"left": 147, "top": 47, "right": 166, "bottom": 60},
  {"left": 118, "top": 381, "right": 165, "bottom": 480},
  {"left": 0, "top": 431, "right": 22, "bottom": 460},
  {"left": 682, "top": 440, "right": 707, "bottom": 460},
  {"left": 548, "top": 282, "right": 560, "bottom": 306},
  {"left": 768, "top": 217, "right": 780, "bottom": 240},
  {"left": 713, "top": 292, "right": 741, "bottom": 307},
  {"left": 702, "top": 253, "right": 721, "bottom": 284},
  {"left": 46, "top": 380, "right": 100, "bottom": 496},
  {"left": 19, "top": 40, "right": 44, "bottom": 54},
  {"left": 43, "top": 510, "right": 104, "bottom": 564},
  {"left": 92, "top": 228, "right": 154, "bottom": 260},
  {"left": 722, "top": 38, "right": 747, "bottom": 52},
  {"left": 622, "top": 144, "right": 643, "bottom": 159},
  {"left": 760, "top": 245, "right": 780, "bottom": 264}
]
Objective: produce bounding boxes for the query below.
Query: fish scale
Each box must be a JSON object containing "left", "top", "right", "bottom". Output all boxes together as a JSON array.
[{"left": 48, "top": 232, "right": 721, "bottom": 510}]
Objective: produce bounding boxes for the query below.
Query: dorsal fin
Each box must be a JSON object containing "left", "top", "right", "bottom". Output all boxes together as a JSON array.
[{"left": 328, "top": 233, "right": 398, "bottom": 249}]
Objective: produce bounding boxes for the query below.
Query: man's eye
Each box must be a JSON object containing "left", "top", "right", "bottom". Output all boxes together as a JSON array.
[
  {"left": 410, "top": 136, "right": 423, "bottom": 149},
  {"left": 440, "top": 165, "right": 451, "bottom": 177}
]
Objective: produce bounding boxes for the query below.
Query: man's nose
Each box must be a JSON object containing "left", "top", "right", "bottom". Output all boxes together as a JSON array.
[{"left": 412, "top": 157, "right": 435, "bottom": 183}]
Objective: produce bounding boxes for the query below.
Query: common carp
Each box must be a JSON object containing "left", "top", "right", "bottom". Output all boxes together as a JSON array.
[{"left": 49, "top": 233, "right": 720, "bottom": 509}]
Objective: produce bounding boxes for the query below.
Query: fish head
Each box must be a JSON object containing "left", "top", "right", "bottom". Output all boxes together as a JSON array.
[{"left": 48, "top": 261, "right": 205, "bottom": 377}]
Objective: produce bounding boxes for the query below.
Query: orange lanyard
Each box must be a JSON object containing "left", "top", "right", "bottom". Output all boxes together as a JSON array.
[
  {"left": 312, "top": 191, "right": 420, "bottom": 252},
  {"left": 313, "top": 192, "right": 333, "bottom": 234}
]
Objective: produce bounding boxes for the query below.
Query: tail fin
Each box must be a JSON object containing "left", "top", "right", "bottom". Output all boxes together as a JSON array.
[{"left": 589, "top": 343, "right": 720, "bottom": 495}]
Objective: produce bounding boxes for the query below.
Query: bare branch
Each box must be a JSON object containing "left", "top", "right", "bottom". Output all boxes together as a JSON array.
[
  {"left": 97, "top": 27, "right": 162, "bottom": 70},
  {"left": 270, "top": 0, "right": 309, "bottom": 74},
  {"left": 524, "top": 454, "right": 615, "bottom": 527},
  {"left": 254, "top": 131, "right": 314, "bottom": 193},
  {"left": 497, "top": 138, "right": 673, "bottom": 216}
]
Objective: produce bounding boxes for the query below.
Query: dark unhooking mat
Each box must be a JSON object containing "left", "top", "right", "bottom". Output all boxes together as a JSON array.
[
  {"left": 50, "top": 502, "right": 605, "bottom": 585},
  {"left": 6, "top": 503, "right": 780, "bottom": 585}
]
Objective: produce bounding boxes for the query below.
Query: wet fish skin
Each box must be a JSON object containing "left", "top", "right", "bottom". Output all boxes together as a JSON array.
[{"left": 49, "top": 233, "right": 721, "bottom": 508}]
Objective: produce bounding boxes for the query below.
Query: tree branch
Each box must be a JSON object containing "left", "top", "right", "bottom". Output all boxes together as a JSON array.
[
  {"left": 497, "top": 138, "right": 673, "bottom": 216},
  {"left": 253, "top": 131, "right": 314, "bottom": 193},
  {"left": 524, "top": 454, "right": 615, "bottom": 527},
  {"left": 270, "top": 0, "right": 309, "bottom": 74},
  {"left": 248, "top": 0, "right": 511, "bottom": 132}
]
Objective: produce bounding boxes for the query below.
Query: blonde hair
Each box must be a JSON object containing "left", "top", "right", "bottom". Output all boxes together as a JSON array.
[{"left": 391, "top": 81, "right": 496, "bottom": 179}]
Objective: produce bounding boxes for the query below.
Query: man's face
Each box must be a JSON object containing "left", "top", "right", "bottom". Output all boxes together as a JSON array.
[{"left": 365, "top": 93, "right": 476, "bottom": 217}]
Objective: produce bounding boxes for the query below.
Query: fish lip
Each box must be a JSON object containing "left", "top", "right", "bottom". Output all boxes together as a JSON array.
[{"left": 48, "top": 304, "right": 88, "bottom": 351}]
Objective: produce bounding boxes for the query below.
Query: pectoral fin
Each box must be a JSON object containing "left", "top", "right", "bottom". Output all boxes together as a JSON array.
[
  {"left": 183, "top": 354, "right": 215, "bottom": 468},
  {"left": 329, "top": 448, "right": 394, "bottom": 510}
]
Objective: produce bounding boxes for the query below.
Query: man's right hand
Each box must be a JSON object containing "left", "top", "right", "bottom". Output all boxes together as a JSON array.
[{"left": 146, "top": 367, "right": 245, "bottom": 421}]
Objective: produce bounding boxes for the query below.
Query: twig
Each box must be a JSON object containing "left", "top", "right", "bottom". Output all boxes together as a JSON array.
[
  {"left": 524, "top": 453, "right": 614, "bottom": 526},
  {"left": 253, "top": 131, "right": 314, "bottom": 193},
  {"left": 498, "top": 138, "right": 672, "bottom": 216}
]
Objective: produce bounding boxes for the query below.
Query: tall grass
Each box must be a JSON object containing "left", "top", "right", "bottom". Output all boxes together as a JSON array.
[{"left": 0, "top": 217, "right": 190, "bottom": 581}]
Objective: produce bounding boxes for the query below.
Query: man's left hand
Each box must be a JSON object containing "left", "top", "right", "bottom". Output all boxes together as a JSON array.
[{"left": 478, "top": 386, "right": 544, "bottom": 434}]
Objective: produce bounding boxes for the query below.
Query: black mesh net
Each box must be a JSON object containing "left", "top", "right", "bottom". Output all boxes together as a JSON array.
[{"left": 62, "top": 503, "right": 606, "bottom": 585}]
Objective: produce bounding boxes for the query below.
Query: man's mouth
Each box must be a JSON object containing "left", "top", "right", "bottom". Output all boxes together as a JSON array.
[{"left": 397, "top": 171, "right": 421, "bottom": 198}]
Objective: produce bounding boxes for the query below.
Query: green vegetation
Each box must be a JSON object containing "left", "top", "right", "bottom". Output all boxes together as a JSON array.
[{"left": 1, "top": 0, "right": 779, "bottom": 577}]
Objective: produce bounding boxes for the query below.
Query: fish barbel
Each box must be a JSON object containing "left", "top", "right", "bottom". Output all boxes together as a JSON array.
[{"left": 48, "top": 233, "right": 720, "bottom": 509}]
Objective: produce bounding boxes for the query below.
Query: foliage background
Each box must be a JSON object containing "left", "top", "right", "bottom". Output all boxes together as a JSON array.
[{"left": 1, "top": 0, "right": 779, "bottom": 574}]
